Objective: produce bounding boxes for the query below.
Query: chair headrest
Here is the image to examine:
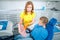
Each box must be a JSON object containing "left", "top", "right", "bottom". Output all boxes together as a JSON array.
[{"left": 49, "top": 18, "right": 57, "bottom": 26}]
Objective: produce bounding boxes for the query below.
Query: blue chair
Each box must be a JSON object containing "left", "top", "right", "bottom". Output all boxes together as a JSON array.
[{"left": 45, "top": 18, "right": 57, "bottom": 40}]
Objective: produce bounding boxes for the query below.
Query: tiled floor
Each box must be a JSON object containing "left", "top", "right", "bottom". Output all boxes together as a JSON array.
[{"left": 53, "top": 32, "right": 60, "bottom": 40}]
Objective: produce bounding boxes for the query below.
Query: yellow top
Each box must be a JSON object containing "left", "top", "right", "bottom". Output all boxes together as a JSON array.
[{"left": 20, "top": 11, "right": 36, "bottom": 30}]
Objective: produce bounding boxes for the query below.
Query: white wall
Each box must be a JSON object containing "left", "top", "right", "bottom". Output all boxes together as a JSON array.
[
  {"left": 0, "top": 1, "right": 60, "bottom": 23},
  {"left": 0, "top": 1, "right": 46, "bottom": 10}
]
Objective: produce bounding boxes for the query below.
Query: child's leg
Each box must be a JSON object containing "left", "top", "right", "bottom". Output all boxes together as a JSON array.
[{"left": 30, "top": 33, "right": 35, "bottom": 40}]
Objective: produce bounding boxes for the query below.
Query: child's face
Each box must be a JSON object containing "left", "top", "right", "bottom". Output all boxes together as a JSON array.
[
  {"left": 39, "top": 20, "right": 43, "bottom": 24},
  {"left": 39, "top": 20, "right": 44, "bottom": 25},
  {"left": 27, "top": 5, "right": 32, "bottom": 12}
]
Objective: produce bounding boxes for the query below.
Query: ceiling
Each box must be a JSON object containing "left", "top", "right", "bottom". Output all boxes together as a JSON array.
[{"left": 0, "top": 0, "right": 60, "bottom": 2}]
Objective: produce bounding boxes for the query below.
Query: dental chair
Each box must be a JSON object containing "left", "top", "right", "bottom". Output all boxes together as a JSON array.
[
  {"left": 45, "top": 18, "right": 57, "bottom": 40},
  {"left": 53, "top": 22, "right": 60, "bottom": 40}
]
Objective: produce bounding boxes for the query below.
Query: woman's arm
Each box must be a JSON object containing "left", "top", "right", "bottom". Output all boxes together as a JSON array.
[
  {"left": 18, "top": 18, "right": 27, "bottom": 37},
  {"left": 29, "top": 19, "right": 35, "bottom": 25},
  {"left": 18, "top": 18, "right": 23, "bottom": 32},
  {"left": 20, "top": 18, "right": 23, "bottom": 25},
  {"left": 29, "top": 13, "right": 36, "bottom": 25}
]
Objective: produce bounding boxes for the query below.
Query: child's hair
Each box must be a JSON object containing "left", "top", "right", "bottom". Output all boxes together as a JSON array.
[
  {"left": 24, "top": 1, "right": 34, "bottom": 15},
  {"left": 40, "top": 16, "right": 48, "bottom": 24}
]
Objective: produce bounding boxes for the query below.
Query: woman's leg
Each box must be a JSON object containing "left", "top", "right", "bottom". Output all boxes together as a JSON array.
[{"left": 26, "top": 23, "right": 37, "bottom": 40}]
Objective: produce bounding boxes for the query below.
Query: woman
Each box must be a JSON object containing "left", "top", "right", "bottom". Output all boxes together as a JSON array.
[{"left": 18, "top": 1, "right": 36, "bottom": 37}]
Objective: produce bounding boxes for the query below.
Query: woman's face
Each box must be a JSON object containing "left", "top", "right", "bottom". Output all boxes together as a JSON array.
[{"left": 27, "top": 4, "right": 32, "bottom": 12}]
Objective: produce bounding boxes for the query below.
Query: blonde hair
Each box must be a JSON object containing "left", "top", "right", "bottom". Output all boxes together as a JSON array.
[
  {"left": 40, "top": 16, "right": 48, "bottom": 24},
  {"left": 24, "top": 1, "right": 34, "bottom": 15}
]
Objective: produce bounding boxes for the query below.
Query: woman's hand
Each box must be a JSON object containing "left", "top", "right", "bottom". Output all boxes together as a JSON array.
[{"left": 18, "top": 24, "right": 27, "bottom": 37}]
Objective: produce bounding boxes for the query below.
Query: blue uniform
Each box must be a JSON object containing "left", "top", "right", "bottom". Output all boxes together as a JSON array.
[
  {"left": 31, "top": 24, "right": 48, "bottom": 40},
  {"left": 45, "top": 18, "right": 57, "bottom": 40}
]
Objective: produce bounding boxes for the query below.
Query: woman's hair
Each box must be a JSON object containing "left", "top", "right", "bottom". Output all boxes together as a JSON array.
[
  {"left": 40, "top": 16, "right": 48, "bottom": 24},
  {"left": 24, "top": 1, "right": 34, "bottom": 15}
]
